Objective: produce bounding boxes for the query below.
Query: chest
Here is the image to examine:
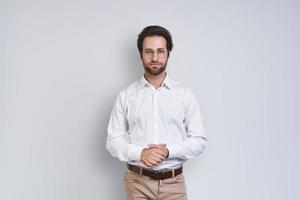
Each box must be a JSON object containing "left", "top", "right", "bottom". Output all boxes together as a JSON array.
[{"left": 126, "top": 89, "right": 185, "bottom": 124}]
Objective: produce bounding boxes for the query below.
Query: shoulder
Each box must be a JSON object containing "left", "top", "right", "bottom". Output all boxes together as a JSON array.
[
  {"left": 169, "top": 78, "right": 194, "bottom": 95},
  {"left": 117, "top": 79, "right": 140, "bottom": 100},
  {"left": 168, "top": 78, "right": 199, "bottom": 106}
]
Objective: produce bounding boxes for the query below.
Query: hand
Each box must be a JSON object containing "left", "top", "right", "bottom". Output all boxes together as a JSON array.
[
  {"left": 148, "top": 144, "right": 169, "bottom": 159},
  {"left": 140, "top": 146, "right": 167, "bottom": 167}
]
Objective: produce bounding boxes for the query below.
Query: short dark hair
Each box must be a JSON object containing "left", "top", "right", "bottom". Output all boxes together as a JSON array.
[{"left": 137, "top": 25, "right": 173, "bottom": 55}]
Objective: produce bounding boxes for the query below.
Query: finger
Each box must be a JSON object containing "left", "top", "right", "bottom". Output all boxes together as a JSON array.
[
  {"left": 142, "top": 158, "right": 153, "bottom": 167},
  {"left": 144, "top": 161, "right": 153, "bottom": 167},
  {"left": 160, "top": 147, "right": 168, "bottom": 157},
  {"left": 147, "top": 157, "right": 159, "bottom": 165},
  {"left": 145, "top": 148, "right": 167, "bottom": 160},
  {"left": 151, "top": 148, "right": 167, "bottom": 157},
  {"left": 148, "top": 154, "right": 163, "bottom": 163},
  {"left": 155, "top": 145, "right": 168, "bottom": 157},
  {"left": 143, "top": 151, "right": 163, "bottom": 163},
  {"left": 150, "top": 152, "right": 166, "bottom": 161}
]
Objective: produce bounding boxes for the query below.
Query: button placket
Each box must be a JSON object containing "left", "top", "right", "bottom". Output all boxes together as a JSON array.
[{"left": 153, "top": 91, "right": 159, "bottom": 143}]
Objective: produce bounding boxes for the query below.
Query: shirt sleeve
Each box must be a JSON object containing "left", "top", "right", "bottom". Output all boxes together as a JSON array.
[
  {"left": 106, "top": 93, "right": 144, "bottom": 162},
  {"left": 167, "top": 89, "right": 208, "bottom": 160}
]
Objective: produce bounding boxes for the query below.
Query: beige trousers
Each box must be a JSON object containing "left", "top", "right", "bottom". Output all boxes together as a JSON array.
[{"left": 124, "top": 169, "right": 188, "bottom": 200}]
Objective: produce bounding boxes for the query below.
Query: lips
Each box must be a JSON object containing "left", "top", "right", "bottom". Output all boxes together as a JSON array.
[{"left": 149, "top": 63, "right": 162, "bottom": 67}]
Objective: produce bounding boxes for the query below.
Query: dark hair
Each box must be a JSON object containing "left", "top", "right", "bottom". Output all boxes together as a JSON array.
[{"left": 137, "top": 25, "right": 173, "bottom": 55}]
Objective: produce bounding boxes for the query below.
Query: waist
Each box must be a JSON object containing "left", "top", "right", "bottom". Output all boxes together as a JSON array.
[
  {"left": 128, "top": 159, "right": 184, "bottom": 170},
  {"left": 127, "top": 163, "right": 183, "bottom": 180}
]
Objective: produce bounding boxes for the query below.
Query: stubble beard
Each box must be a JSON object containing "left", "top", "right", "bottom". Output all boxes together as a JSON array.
[{"left": 143, "top": 61, "right": 168, "bottom": 76}]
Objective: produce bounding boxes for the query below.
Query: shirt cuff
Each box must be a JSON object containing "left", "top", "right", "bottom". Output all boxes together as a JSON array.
[{"left": 128, "top": 144, "right": 144, "bottom": 161}]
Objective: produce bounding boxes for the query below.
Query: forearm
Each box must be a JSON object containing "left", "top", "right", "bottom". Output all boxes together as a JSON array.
[
  {"left": 167, "top": 136, "right": 207, "bottom": 160},
  {"left": 106, "top": 136, "right": 144, "bottom": 162}
]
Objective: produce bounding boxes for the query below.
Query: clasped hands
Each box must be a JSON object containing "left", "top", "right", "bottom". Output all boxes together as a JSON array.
[{"left": 140, "top": 144, "right": 169, "bottom": 167}]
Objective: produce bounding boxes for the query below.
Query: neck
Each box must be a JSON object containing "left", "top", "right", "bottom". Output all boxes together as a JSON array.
[{"left": 144, "top": 71, "right": 167, "bottom": 89}]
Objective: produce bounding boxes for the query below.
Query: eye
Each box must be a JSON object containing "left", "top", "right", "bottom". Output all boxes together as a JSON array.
[{"left": 158, "top": 50, "right": 166, "bottom": 56}]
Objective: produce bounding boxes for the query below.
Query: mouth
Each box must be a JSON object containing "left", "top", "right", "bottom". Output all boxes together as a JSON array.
[{"left": 149, "top": 63, "right": 162, "bottom": 67}]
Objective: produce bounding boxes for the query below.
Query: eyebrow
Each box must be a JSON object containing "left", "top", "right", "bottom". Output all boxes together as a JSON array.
[{"left": 144, "top": 48, "right": 166, "bottom": 51}]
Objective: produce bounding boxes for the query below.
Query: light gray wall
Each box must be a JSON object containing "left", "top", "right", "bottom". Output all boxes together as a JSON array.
[{"left": 1, "top": 0, "right": 299, "bottom": 200}]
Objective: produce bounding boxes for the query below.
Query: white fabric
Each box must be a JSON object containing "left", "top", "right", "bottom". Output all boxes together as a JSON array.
[{"left": 106, "top": 74, "right": 207, "bottom": 170}]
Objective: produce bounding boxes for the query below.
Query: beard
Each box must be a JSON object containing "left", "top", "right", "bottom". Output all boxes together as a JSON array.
[{"left": 143, "top": 61, "right": 168, "bottom": 76}]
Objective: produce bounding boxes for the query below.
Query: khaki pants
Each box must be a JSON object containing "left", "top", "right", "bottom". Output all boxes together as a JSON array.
[{"left": 124, "top": 169, "right": 188, "bottom": 200}]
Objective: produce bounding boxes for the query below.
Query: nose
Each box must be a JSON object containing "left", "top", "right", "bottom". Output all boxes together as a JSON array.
[{"left": 151, "top": 52, "right": 158, "bottom": 61}]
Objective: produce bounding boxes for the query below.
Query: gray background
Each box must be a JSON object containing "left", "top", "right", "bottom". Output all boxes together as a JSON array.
[{"left": 1, "top": 0, "right": 299, "bottom": 199}]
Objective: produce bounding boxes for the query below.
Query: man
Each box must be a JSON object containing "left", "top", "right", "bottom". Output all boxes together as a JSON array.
[{"left": 106, "top": 25, "right": 207, "bottom": 200}]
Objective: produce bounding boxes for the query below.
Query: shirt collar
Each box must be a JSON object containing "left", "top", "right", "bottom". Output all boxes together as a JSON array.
[{"left": 140, "top": 73, "right": 173, "bottom": 90}]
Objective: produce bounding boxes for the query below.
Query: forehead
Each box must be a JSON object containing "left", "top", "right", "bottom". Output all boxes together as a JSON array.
[{"left": 143, "top": 36, "right": 167, "bottom": 50}]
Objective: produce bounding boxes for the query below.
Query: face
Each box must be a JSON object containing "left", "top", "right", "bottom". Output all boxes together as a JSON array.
[{"left": 141, "top": 36, "right": 169, "bottom": 76}]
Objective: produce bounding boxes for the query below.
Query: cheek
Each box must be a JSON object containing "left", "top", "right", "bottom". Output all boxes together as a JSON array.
[
  {"left": 141, "top": 55, "right": 150, "bottom": 62},
  {"left": 161, "top": 57, "right": 168, "bottom": 64},
  {"left": 141, "top": 57, "right": 149, "bottom": 64}
]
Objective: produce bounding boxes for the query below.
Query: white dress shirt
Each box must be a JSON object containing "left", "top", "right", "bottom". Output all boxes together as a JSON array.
[{"left": 106, "top": 74, "right": 207, "bottom": 170}]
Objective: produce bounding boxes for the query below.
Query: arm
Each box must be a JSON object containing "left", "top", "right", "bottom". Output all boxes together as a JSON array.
[
  {"left": 167, "top": 89, "right": 208, "bottom": 160},
  {"left": 106, "top": 93, "right": 144, "bottom": 162},
  {"left": 106, "top": 93, "right": 169, "bottom": 165}
]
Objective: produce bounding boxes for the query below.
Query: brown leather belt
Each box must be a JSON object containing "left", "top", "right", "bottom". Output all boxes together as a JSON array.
[{"left": 127, "top": 163, "right": 183, "bottom": 180}]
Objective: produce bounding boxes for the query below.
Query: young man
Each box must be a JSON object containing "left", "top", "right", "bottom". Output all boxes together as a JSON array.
[{"left": 106, "top": 25, "right": 207, "bottom": 200}]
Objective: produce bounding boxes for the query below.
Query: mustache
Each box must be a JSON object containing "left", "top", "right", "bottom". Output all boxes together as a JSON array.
[{"left": 149, "top": 62, "right": 162, "bottom": 65}]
